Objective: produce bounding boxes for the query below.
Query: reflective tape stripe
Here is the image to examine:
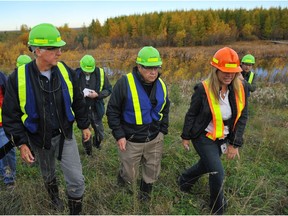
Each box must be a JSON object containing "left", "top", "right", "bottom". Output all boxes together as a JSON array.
[
  {"left": 99, "top": 68, "right": 104, "bottom": 92},
  {"left": 202, "top": 80, "right": 224, "bottom": 140},
  {"left": 127, "top": 73, "right": 142, "bottom": 125},
  {"left": 18, "top": 65, "right": 28, "bottom": 123}
]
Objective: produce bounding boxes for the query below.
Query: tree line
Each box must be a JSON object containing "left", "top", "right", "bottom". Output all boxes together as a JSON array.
[
  {"left": 75, "top": 7, "right": 288, "bottom": 49},
  {"left": 0, "top": 7, "right": 287, "bottom": 75},
  {"left": 1, "top": 7, "right": 288, "bottom": 50}
]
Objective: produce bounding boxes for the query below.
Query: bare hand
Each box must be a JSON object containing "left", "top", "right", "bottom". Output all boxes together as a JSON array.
[
  {"left": 82, "top": 128, "right": 91, "bottom": 142},
  {"left": 117, "top": 137, "right": 127, "bottom": 151},
  {"left": 20, "top": 144, "right": 35, "bottom": 164},
  {"left": 226, "top": 144, "right": 240, "bottom": 160},
  {"left": 182, "top": 139, "right": 190, "bottom": 151},
  {"left": 88, "top": 90, "right": 98, "bottom": 98}
]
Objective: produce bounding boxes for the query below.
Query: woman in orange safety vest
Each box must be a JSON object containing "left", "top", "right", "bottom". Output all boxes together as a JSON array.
[{"left": 178, "top": 47, "right": 248, "bottom": 215}]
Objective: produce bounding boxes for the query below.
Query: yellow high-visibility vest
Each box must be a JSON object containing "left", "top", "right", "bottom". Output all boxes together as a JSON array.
[
  {"left": 248, "top": 72, "right": 255, "bottom": 84},
  {"left": 202, "top": 80, "right": 245, "bottom": 140}
]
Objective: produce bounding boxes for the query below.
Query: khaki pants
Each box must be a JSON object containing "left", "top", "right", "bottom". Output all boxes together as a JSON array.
[{"left": 119, "top": 132, "right": 164, "bottom": 184}]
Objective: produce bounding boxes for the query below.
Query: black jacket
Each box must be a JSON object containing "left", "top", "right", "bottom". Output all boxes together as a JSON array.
[
  {"left": 241, "top": 71, "right": 256, "bottom": 93},
  {"left": 106, "top": 67, "right": 170, "bottom": 142},
  {"left": 2, "top": 60, "right": 90, "bottom": 149},
  {"left": 181, "top": 81, "right": 248, "bottom": 147},
  {"left": 75, "top": 67, "right": 112, "bottom": 118}
]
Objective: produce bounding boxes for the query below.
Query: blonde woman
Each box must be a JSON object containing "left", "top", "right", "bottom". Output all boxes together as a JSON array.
[{"left": 178, "top": 47, "right": 248, "bottom": 214}]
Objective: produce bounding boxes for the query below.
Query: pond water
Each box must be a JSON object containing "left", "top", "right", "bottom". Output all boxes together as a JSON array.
[
  {"left": 256, "top": 65, "right": 288, "bottom": 83},
  {"left": 103, "top": 65, "right": 288, "bottom": 83}
]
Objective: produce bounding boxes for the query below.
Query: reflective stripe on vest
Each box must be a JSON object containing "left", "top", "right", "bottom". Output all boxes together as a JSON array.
[
  {"left": 202, "top": 80, "right": 245, "bottom": 140},
  {"left": 202, "top": 80, "right": 224, "bottom": 140},
  {"left": 99, "top": 68, "right": 104, "bottom": 92},
  {"left": 0, "top": 107, "right": 2, "bottom": 124},
  {"left": 57, "top": 62, "right": 74, "bottom": 121},
  {"left": 124, "top": 73, "right": 167, "bottom": 125},
  {"left": 18, "top": 62, "right": 74, "bottom": 133},
  {"left": 248, "top": 71, "right": 254, "bottom": 84},
  {"left": 233, "top": 81, "right": 245, "bottom": 129}
]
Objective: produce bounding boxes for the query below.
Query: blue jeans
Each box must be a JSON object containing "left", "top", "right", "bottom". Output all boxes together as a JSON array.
[
  {"left": 0, "top": 127, "right": 16, "bottom": 185},
  {"left": 179, "top": 133, "right": 226, "bottom": 214}
]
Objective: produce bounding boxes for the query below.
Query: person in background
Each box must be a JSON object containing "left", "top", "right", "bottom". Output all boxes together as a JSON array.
[
  {"left": 106, "top": 46, "right": 170, "bottom": 201},
  {"left": 75, "top": 55, "right": 112, "bottom": 156},
  {"left": 178, "top": 47, "right": 248, "bottom": 214},
  {"left": 16, "top": 54, "right": 32, "bottom": 67},
  {"left": 239, "top": 54, "right": 256, "bottom": 96},
  {"left": 0, "top": 71, "right": 16, "bottom": 190},
  {"left": 2, "top": 23, "right": 91, "bottom": 215}
]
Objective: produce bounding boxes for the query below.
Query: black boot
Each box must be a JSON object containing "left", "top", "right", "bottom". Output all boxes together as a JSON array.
[
  {"left": 83, "top": 139, "right": 92, "bottom": 156},
  {"left": 117, "top": 173, "right": 126, "bottom": 187},
  {"left": 93, "top": 135, "right": 101, "bottom": 149},
  {"left": 44, "top": 178, "right": 64, "bottom": 211},
  {"left": 138, "top": 179, "right": 153, "bottom": 201},
  {"left": 210, "top": 197, "right": 227, "bottom": 215},
  {"left": 68, "top": 196, "right": 83, "bottom": 215}
]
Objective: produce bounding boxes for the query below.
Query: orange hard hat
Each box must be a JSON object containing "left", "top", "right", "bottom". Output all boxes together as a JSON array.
[{"left": 210, "top": 47, "right": 242, "bottom": 73}]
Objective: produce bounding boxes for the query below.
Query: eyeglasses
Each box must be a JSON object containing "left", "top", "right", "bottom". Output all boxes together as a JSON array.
[
  {"left": 40, "top": 47, "right": 62, "bottom": 52},
  {"left": 141, "top": 65, "right": 161, "bottom": 71},
  {"left": 242, "top": 63, "right": 253, "bottom": 66}
]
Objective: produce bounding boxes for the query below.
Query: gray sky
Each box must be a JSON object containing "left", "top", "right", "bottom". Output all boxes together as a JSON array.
[{"left": 1, "top": 0, "right": 287, "bottom": 31}]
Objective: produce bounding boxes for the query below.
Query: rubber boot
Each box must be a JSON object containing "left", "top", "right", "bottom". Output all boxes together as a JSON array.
[
  {"left": 44, "top": 178, "right": 64, "bottom": 211},
  {"left": 68, "top": 196, "right": 83, "bottom": 215},
  {"left": 177, "top": 174, "right": 200, "bottom": 193},
  {"left": 93, "top": 135, "right": 101, "bottom": 149},
  {"left": 83, "top": 139, "right": 92, "bottom": 156},
  {"left": 138, "top": 179, "right": 153, "bottom": 201}
]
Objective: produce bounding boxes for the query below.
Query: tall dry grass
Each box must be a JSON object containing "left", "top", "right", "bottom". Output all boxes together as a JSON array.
[{"left": 0, "top": 80, "right": 287, "bottom": 215}]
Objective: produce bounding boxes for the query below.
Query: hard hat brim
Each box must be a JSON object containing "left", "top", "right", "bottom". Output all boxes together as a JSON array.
[
  {"left": 81, "top": 66, "right": 95, "bottom": 73},
  {"left": 210, "top": 62, "right": 242, "bottom": 73}
]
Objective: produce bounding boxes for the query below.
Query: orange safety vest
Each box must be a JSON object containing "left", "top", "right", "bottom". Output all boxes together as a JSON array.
[{"left": 202, "top": 80, "right": 245, "bottom": 141}]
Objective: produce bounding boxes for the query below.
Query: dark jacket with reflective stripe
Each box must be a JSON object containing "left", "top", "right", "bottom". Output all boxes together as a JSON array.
[
  {"left": 75, "top": 67, "right": 112, "bottom": 118},
  {"left": 2, "top": 60, "right": 90, "bottom": 149},
  {"left": 181, "top": 81, "right": 248, "bottom": 147},
  {"left": 241, "top": 71, "right": 256, "bottom": 93},
  {"left": 106, "top": 67, "right": 170, "bottom": 143}
]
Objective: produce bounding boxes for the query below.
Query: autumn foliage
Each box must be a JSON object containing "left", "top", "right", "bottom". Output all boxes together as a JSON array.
[{"left": 0, "top": 7, "right": 287, "bottom": 81}]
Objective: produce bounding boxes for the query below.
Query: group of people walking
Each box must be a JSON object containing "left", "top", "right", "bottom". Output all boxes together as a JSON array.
[{"left": 0, "top": 22, "right": 256, "bottom": 215}]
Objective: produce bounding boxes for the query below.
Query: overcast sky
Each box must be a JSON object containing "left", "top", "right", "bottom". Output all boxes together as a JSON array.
[{"left": 1, "top": 0, "right": 287, "bottom": 31}]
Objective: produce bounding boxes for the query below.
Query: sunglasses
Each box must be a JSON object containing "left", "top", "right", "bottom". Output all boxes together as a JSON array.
[
  {"left": 141, "top": 65, "right": 161, "bottom": 70},
  {"left": 40, "top": 47, "right": 61, "bottom": 51}
]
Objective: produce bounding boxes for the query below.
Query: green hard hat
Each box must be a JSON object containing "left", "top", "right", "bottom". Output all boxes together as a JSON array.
[
  {"left": 28, "top": 23, "right": 66, "bottom": 47},
  {"left": 136, "top": 46, "right": 162, "bottom": 66},
  {"left": 80, "top": 55, "right": 96, "bottom": 73},
  {"left": 241, "top": 54, "right": 255, "bottom": 64},
  {"left": 16, "top": 54, "right": 32, "bottom": 67}
]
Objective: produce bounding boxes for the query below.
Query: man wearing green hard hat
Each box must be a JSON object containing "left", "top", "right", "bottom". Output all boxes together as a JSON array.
[
  {"left": 75, "top": 55, "right": 112, "bottom": 156},
  {"left": 16, "top": 54, "right": 32, "bottom": 67},
  {"left": 239, "top": 54, "right": 257, "bottom": 96},
  {"left": 2, "top": 23, "right": 91, "bottom": 215},
  {"left": 107, "top": 46, "right": 170, "bottom": 201}
]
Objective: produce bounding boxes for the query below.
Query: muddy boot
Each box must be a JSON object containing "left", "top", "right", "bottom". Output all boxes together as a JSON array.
[
  {"left": 138, "top": 179, "right": 153, "bottom": 202},
  {"left": 68, "top": 196, "right": 83, "bottom": 215},
  {"left": 44, "top": 178, "right": 64, "bottom": 211},
  {"left": 83, "top": 139, "right": 92, "bottom": 156}
]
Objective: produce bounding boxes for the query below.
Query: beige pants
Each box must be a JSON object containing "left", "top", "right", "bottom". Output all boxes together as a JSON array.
[{"left": 119, "top": 132, "right": 164, "bottom": 184}]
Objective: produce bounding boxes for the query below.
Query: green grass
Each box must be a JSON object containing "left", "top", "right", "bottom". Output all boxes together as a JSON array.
[{"left": 0, "top": 81, "right": 287, "bottom": 215}]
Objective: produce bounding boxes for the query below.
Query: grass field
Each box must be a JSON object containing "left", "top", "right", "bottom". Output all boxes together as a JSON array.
[{"left": 0, "top": 81, "right": 287, "bottom": 215}]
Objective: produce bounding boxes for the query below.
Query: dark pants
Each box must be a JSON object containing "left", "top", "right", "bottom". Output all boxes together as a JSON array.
[{"left": 179, "top": 133, "right": 225, "bottom": 213}]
